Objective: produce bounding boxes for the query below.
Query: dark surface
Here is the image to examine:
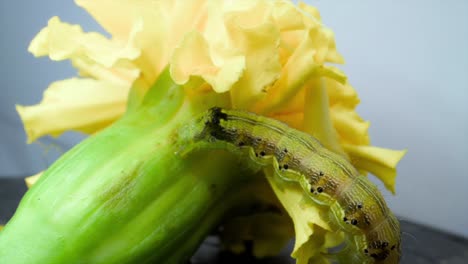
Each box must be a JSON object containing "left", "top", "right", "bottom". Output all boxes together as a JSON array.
[{"left": 1, "top": 178, "right": 467, "bottom": 263}]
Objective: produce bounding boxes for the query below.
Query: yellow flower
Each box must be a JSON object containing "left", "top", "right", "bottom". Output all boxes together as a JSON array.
[{"left": 18, "top": 0, "right": 406, "bottom": 262}]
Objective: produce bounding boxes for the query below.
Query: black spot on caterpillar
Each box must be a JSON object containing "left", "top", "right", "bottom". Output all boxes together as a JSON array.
[{"left": 177, "top": 107, "right": 401, "bottom": 264}]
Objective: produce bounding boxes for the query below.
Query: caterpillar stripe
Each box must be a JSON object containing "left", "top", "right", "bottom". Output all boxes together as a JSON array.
[{"left": 177, "top": 107, "right": 401, "bottom": 264}]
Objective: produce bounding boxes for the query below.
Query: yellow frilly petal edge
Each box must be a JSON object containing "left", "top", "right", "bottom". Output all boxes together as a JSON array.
[
  {"left": 16, "top": 78, "right": 129, "bottom": 143},
  {"left": 77, "top": 0, "right": 211, "bottom": 85},
  {"left": 266, "top": 169, "right": 343, "bottom": 264},
  {"left": 344, "top": 144, "right": 407, "bottom": 194},
  {"left": 29, "top": 16, "right": 140, "bottom": 86},
  {"left": 170, "top": 31, "right": 245, "bottom": 94}
]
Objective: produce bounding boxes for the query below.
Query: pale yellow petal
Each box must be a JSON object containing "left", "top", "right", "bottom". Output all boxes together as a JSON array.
[
  {"left": 293, "top": 226, "right": 326, "bottom": 264},
  {"left": 25, "top": 172, "right": 43, "bottom": 188},
  {"left": 170, "top": 31, "right": 245, "bottom": 93},
  {"left": 78, "top": 0, "right": 209, "bottom": 86},
  {"left": 268, "top": 182, "right": 329, "bottom": 251},
  {"left": 16, "top": 78, "right": 128, "bottom": 143},
  {"left": 29, "top": 16, "right": 140, "bottom": 86},
  {"left": 130, "top": 12, "right": 171, "bottom": 84},
  {"left": 297, "top": 2, "right": 344, "bottom": 64},
  {"left": 270, "top": 111, "right": 303, "bottom": 130},
  {"left": 170, "top": 32, "right": 217, "bottom": 85},
  {"left": 225, "top": 4, "right": 282, "bottom": 109},
  {"left": 272, "top": 1, "right": 309, "bottom": 31},
  {"left": 331, "top": 105, "right": 370, "bottom": 145},
  {"left": 303, "top": 78, "right": 347, "bottom": 157},
  {"left": 134, "top": 0, "right": 209, "bottom": 84},
  {"left": 29, "top": 16, "right": 139, "bottom": 67},
  {"left": 326, "top": 78, "right": 360, "bottom": 108},
  {"left": 75, "top": 0, "right": 143, "bottom": 39},
  {"left": 270, "top": 88, "right": 306, "bottom": 117},
  {"left": 322, "top": 28, "right": 345, "bottom": 64},
  {"left": 253, "top": 29, "right": 346, "bottom": 114},
  {"left": 266, "top": 171, "right": 343, "bottom": 263},
  {"left": 343, "top": 144, "right": 407, "bottom": 193},
  {"left": 293, "top": 225, "right": 343, "bottom": 264},
  {"left": 298, "top": 2, "right": 322, "bottom": 22}
]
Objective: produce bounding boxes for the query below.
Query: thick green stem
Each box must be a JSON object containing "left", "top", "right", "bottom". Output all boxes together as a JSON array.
[{"left": 0, "top": 70, "right": 254, "bottom": 263}]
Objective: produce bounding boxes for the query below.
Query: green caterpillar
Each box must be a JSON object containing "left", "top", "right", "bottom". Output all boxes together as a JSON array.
[{"left": 177, "top": 107, "right": 401, "bottom": 264}]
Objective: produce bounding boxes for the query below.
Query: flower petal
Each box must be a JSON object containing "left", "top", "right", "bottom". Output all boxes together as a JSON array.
[
  {"left": 298, "top": 2, "right": 322, "bottom": 22},
  {"left": 29, "top": 16, "right": 140, "bottom": 86},
  {"left": 253, "top": 28, "right": 346, "bottom": 114},
  {"left": 77, "top": 0, "right": 210, "bottom": 86},
  {"left": 343, "top": 144, "right": 407, "bottom": 193},
  {"left": 293, "top": 225, "right": 342, "bottom": 264},
  {"left": 270, "top": 111, "right": 304, "bottom": 130},
  {"left": 266, "top": 172, "right": 343, "bottom": 263},
  {"left": 170, "top": 31, "right": 245, "bottom": 93},
  {"left": 25, "top": 172, "right": 43, "bottom": 188},
  {"left": 297, "top": 2, "right": 344, "bottom": 64},
  {"left": 16, "top": 78, "right": 129, "bottom": 143},
  {"left": 326, "top": 78, "right": 360, "bottom": 108},
  {"left": 331, "top": 105, "right": 370, "bottom": 146},
  {"left": 303, "top": 78, "right": 346, "bottom": 156},
  {"left": 223, "top": 2, "right": 282, "bottom": 109},
  {"left": 75, "top": 0, "right": 142, "bottom": 39},
  {"left": 272, "top": 1, "right": 308, "bottom": 31}
]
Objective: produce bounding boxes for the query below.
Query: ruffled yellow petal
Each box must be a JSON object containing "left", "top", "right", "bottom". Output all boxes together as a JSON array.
[
  {"left": 223, "top": 3, "right": 282, "bottom": 109},
  {"left": 323, "top": 31, "right": 344, "bottom": 64},
  {"left": 293, "top": 225, "right": 343, "bottom": 264},
  {"left": 29, "top": 16, "right": 140, "bottom": 86},
  {"left": 272, "top": 1, "right": 307, "bottom": 31},
  {"left": 298, "top": 2, "right": 322, "bottom": 21},
  {"left": 343, "top": 144, "right": 407, "bottom": 193},
  {"left": 170, "top": 31, "right": 245, "bottom": 93},
  {"left": 16, "top": 78, "right": 129, "bottom": 143},
  {"left": 29, "top": 16, "right": 139, "bottom": 67},
  {"left": 132, "top": 0, "right": 209, "bottom": 84},
  {"left": 75, "top": 0, "right": 141, "bottom": 40},
  {"left": 25, "top": 172, "right": 43, "bottom": 188},
  {"left": 331, "top": 105, "right": 370, "bottom": 146},
  {"left": 326, "top": 79, "right": 360, "bottom": 108},
  {"left": 166, "top": 0, "right": 346, "bottom": 113},
  {"left": 254, "top": 29, "right": 346, "bottom": 114},
  {"left": 266, "top": 172, "right": 343, "bottom": 263},
  {"left": 77, "top": 0, "right": 209, "bottom": 85},
  {"left": 297, "top": 3, "right": 344, "bottom": 64}
]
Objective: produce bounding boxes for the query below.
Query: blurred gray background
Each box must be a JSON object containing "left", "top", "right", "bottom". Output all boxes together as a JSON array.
[{"left": 1, "top": 0, "right": 467, "bottom": 238}]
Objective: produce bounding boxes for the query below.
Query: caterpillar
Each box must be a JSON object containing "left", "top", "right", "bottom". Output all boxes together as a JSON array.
[{"left": 177, "top": 107, "right": 401, "bottom": 264}]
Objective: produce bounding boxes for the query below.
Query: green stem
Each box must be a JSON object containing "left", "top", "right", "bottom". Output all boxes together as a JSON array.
[{"left": 0, "top": 69, "right": 255, "bottom": 263}]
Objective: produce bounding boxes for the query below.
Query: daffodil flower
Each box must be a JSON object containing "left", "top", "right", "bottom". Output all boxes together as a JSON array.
[{"left": 1, "top": 0, "right": 406, "bottom": 263}]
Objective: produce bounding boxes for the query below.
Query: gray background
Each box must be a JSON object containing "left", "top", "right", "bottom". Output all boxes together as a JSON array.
[{"left": 1, "top": 0, "right": 467, "bottom": 238}]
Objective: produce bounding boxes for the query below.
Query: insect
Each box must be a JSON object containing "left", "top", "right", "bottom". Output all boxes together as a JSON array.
[{"left": 177, "top": 107, "right": 401, "bottom": 264}]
